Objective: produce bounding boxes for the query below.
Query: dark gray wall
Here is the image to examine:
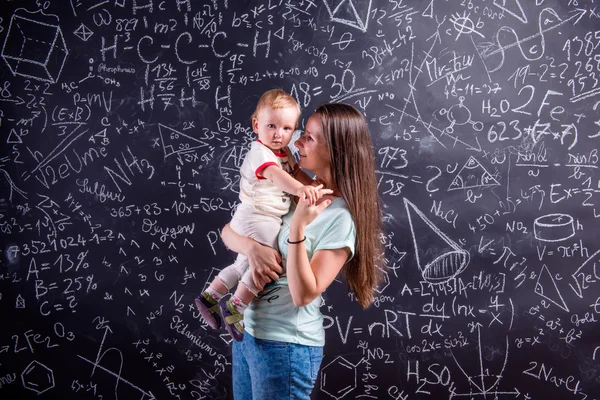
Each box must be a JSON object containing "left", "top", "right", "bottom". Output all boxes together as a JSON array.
[{"left": 1, "top": 0, "right": 600, "bottom": 398}]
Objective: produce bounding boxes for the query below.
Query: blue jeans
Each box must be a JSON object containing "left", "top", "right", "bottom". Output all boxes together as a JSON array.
[{"left": 232, "top": 333, "right": 323, "bottom": 399}]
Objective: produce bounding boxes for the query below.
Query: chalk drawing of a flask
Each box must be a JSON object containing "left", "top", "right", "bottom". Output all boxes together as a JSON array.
[{"left": 404, "top": 198, "right": 470, "bottom": 282}]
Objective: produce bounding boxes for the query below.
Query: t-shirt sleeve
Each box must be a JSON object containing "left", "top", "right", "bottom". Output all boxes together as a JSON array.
[
  {"left": 247, "top": 143, "right": 279, "bottom": 180},
  {"left": 313, "top": 210, "right": 356, "bottom": 262}
]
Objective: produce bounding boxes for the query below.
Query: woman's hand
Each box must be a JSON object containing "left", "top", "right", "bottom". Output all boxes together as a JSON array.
[
  {"left": 291, "top": 186, "right": 333, "bottom": 230},
  {"left": 221, "top": 224, "right": 283, "bottom": 291},
  {"left": 247, "top": 241, "right": 283, "bottom": 290}
]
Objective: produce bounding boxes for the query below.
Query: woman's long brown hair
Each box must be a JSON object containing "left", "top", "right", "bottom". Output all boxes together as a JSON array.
[{"left": 314, "top": 103, "right": 385, "bottom": 308}]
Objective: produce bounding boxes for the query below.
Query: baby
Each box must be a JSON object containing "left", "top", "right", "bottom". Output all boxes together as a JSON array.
[{"left": 195, "top": 89, "right": 318, "bottom": 341}]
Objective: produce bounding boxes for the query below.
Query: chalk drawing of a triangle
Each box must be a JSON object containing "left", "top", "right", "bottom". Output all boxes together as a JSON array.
[
  {"left": 7, "top": 128, "right": 22, "bottom": 143},
  {"left": 493, "top": 0, "right": 528, "bottom": 24},
  {"left": 158, "top": 124, "right": 209, "bottom": 159},
  {"left": 535, "top": 264, "right": 569, "bottom": 312},
  {"left": 448, "top": 156, "right": 500, "bottom": 191},
  {"left": 322, "top": 0, "right": 372, "bottom": 32}
]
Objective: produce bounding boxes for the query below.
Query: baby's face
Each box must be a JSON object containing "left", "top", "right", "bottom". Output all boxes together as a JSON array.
[{"left": 252, "top": 106, "right": 298, "bottom": 152}]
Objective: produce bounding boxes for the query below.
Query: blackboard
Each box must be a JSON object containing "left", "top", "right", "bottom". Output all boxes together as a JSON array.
[{"left": 1, "top": 0, "right": 600, "bottom": 398}]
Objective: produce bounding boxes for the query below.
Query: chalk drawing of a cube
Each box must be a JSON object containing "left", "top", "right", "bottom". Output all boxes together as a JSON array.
[{"left": 1, "top": 12, "right": 68, "bottom": 83}]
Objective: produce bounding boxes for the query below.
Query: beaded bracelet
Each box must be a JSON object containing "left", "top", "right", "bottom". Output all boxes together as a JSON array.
[{"left": 287, "top": 236, "right": 306, "bottom": 244}]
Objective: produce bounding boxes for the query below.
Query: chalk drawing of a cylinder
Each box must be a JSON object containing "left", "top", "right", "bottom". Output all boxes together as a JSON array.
[
  {"left": 404, "top": 198, "right": 470, "bottom": 282},
  {"left": 533, "top": 214, "right": 575, "bottom": 242},
  {"left": 1, "top": 10, "right": 68, "bottom": 83}
]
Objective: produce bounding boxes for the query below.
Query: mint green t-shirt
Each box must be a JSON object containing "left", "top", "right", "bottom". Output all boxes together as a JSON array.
[{"left": 243, "top": 197, "right": 356, "bottom": 347}]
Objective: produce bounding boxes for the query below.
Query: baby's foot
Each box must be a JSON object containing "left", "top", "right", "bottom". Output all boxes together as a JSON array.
[
  {"left": 195, "top": 292, "right": 222, "bottom": 329},
  {"left": 219, "top": 298, "right": 245, "bottom": 342}
]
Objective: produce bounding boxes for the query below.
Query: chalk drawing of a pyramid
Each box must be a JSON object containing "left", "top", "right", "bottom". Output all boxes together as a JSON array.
[
  {"left": 404, "top": 198, "right": 470, "bottom": 282},
  {"left": 158, "top": 124, "right": 209, "bottom": 159},
  {"left": 448, "top": 156, "right": 500, "bottom": 191},
  {"left": 322, "top": 0, "right": 372, "bottom": 32}
]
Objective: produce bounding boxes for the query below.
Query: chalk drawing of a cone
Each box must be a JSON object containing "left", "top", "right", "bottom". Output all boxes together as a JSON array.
[{"left": 404, "top": 198, "right": 470, "bottom": 282}]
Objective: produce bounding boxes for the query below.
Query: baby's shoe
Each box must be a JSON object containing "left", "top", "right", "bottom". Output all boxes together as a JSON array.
[
  {"left": 219, "top": 298, "right": 245, "bottom": 342},
  {"left": 195, "top": 292, "right": 222, "bottom": 329}
]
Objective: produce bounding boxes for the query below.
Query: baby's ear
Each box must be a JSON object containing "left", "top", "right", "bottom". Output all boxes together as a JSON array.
[{"left": 252, "top": 118, "right": 259, "bottom": 132}]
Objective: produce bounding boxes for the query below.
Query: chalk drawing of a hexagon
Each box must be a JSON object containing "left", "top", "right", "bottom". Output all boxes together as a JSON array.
[
  {"left": 21, "top": 360, "right": 55, "bottom": 394},
  {"left": 217, "top": 115, "right": 232, "bottom": 133},
  {"left": 374, "top": 267, "right": 391, "bottom": 294},
  {"left": 320, "top": 356, "right": 356, "bottom": 399}
]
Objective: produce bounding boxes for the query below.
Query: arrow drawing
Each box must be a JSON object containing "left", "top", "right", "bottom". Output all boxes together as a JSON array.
[
  {"left": 77, "top": 326, "right": 156, "bottom": 400},
  {"left": 480, "top": 8, "right": 587, "bottom": 72},
  {"left": 450, "top": 327, "right": 515, "bottom": 398}
]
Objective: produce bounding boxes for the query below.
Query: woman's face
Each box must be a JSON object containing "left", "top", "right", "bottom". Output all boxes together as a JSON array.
[{"left": 295, "top": 114, "right": 330, "bottom": 174}]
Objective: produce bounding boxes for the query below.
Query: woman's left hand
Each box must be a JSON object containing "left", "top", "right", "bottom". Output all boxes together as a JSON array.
[{"left": 292, "top": 186, "right": 333, "bottom": 229}]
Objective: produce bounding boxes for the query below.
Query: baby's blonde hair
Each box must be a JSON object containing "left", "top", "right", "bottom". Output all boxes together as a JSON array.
[{"left": 251, "top": 89, "right": 301, "bottom": 126}]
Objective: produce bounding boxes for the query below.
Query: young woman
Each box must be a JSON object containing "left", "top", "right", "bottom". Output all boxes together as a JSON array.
[{"left": 220, "top": 103, "right": 385, "bottom": 399}]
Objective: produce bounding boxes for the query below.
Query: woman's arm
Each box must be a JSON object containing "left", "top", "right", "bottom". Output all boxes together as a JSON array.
[
  {"left": 287, "top": 242, "right": 349, "bottom": 307},
  {"left": 285, "top": 197, "right": 350, "bottom": 307},
  {"left": 221, "top": 224, "right": 283, "bottom": 290}
]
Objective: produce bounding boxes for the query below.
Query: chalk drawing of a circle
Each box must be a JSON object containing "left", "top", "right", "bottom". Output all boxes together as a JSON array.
[
  {"left": 471, "top": 121, "right": 484, "bottom": 131},
  {"left": 452, "top": 14, "right": 478, "bottom": 36},
  {"left": 448, "top": 104, "right": 471, "bottom": 125},
  {"left": 533, "top": 214, "right": 575, "bottom": 243},
  {"left": 422, "top": 249, "right": 470, "bottom": 282}
]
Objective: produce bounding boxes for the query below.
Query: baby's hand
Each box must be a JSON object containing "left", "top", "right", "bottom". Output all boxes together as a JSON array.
[{"left": 296, "top": 185, "right": 320, "bottom": 205}]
